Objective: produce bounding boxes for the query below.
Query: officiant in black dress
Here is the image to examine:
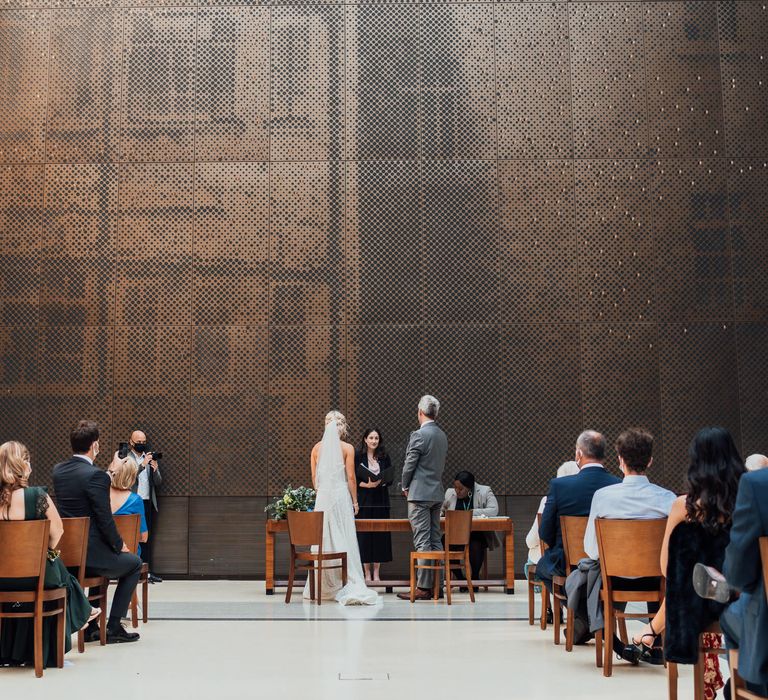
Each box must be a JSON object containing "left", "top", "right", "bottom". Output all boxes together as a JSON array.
[{"left": 355, "top": 428, "right": 393, "bottom": 581}]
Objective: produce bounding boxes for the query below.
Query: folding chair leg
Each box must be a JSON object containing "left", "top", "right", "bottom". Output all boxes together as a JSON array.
[
  {"left": 77, "top": 628, "right": 85, "bottom": 654},
  {"left": 410, "top": 554, "right": 416, "bottom": 603},
  {"left": 342, "top": 554, "right": 348, "bottom": 587},
  {"left": 99, "top": 596, "right": 107, "bottom": 645},
  {"left": 445, "top": 560, "right": 452, "bottom": 605},
  {"left": 667, "top": 662, "right": 679, "bottom": 700},
  {"left": 317, "top": 563, "right": 323, "bottom": 606},
  {"left": 565, "top": 607, "right": 574, "bottom": 652},
  {"left": 553, "top": 594, "right": 561, "bottom": 645}
]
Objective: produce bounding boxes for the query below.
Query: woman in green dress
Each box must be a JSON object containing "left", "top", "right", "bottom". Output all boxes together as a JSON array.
[{"left": 0, "top": 440, "right": 99, "bottom": 668}]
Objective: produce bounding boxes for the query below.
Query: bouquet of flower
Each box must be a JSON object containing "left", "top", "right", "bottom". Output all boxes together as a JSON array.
[{"left": 265, "top": 485, "right": 316, "bottom": 520}]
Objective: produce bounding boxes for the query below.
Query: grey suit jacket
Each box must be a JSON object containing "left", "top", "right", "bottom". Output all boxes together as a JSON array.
[
  {"left": 442, "top": 484, "right": 501, "bottom": 549},
  {"left": 401, "top": 421, "right": 447, "bottom": 503},
  {"left": 126, "top": 450, "right": 162, "bottom": 511}
]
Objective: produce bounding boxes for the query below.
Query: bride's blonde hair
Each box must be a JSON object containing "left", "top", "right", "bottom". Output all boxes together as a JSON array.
[{"left": 325, "top": 410, "right": 349, "bottom": 439}]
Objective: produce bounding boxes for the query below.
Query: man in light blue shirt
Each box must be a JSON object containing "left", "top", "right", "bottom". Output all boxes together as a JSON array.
[
  {"left": 584, "top": 429, "right": 677, "bottom": 560},
  {"left": 568, "top": 428, "right": 676, "bottom": 662}
]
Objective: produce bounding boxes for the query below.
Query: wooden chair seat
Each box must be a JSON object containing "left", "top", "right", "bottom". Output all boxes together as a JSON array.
[
  {"left": 409, "top": 510, "right": 476, "bottom": 605},
  {"left": 0, "top": 519, "right": 67, "bottom": 677},
  {"left": 294, "top": 550, "right": 347, "bottom": 562}
]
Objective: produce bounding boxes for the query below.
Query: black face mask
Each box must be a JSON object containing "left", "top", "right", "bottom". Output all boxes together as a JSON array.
[{"left": 133, "top": 443, "right": 147, "bottom": 453}]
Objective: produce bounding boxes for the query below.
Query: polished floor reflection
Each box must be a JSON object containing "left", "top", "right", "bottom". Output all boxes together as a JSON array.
[{"left": 1, "top": 582, "right": 705, "bottom": 699}]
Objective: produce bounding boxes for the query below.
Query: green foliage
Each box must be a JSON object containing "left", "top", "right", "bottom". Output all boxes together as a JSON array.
[{"left": 265, "top": 485, "right": 317, "bottom": 520}]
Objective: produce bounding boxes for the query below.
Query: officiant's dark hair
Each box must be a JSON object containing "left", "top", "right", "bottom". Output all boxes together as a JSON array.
[
  {"left": 360, "top": 428, "right": 387, "bottom": 460},
  {"left": 454, "top": 471, "right": 475, "bottom": 491}
]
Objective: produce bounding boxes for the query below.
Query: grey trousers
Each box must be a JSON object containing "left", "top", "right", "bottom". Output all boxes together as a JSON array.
[{"left": 408, "top": 500, "right": 443, "bottom": 589}]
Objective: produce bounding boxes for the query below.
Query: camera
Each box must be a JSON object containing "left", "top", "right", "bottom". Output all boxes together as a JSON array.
[
  {"left": 151, "top": 452, "right": 164, "bottom": 461},
  {"left": 117, "top": 442, "right": 130, "bottom": 459}
]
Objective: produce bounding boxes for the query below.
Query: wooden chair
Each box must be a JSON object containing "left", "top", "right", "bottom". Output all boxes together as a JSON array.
[
  {"left": 728, "top": 537, "right": 768, "bottom": 700},
  {"left": 285, "top": 511, "right": 347, "bottom": 605},
  {"left": 667, "top": 623, "right": 723, "bottom": 700},
  {"left": 410, "top": 509, "right": 475, "bottom": 605},
  {"left": 0, "top": 520, "right": 67, "bottom": 677},
  {"left": 528, "top": 512, "right": 550, "bottom": 628},
  {"left": 594, "top": 518, "right": 667, "bottom": 677},
  {"left": 553, "top": 515, "right": 588, "bottom": 649},
  {"left": 59, "top": 516, "right": 107, "bottom": 651},
  {"left": 113, "top": 514, "right": 149, "bottom": 627}
]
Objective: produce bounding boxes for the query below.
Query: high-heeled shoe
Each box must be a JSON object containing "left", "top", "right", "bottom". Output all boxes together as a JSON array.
[
  {"left": 80, "top": 606, "right": 101, "bottom": 631},
  {"left": 632, "top": 620, "right": 664, "bottom": 665}
]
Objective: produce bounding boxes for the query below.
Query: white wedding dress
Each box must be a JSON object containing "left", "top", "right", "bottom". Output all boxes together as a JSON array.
[{"left": 303, "top": 421, "right": 379, "bottom": 606}]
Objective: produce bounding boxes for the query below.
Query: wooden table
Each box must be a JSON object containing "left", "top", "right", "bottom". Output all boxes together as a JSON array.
[{"left": 265, "top": 517, "right": 515, "bottom": 595}]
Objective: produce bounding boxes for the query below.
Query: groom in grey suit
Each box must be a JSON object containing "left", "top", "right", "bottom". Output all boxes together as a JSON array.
[{"left": 397, "top": 395, "right": 448, "bottom": 600}]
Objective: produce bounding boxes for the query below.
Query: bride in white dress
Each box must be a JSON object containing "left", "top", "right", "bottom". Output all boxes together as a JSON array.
[{"left": 303, "top": 411, "right": 379, "bottom": 606}]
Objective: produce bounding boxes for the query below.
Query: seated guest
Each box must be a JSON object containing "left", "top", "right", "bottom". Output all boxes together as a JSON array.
[
  {"left": 108, "top": 455, "right": 148, "bottom": 550},
  {"left": 525, "top": 461, "right": 579, "bottom": 577},
  {"left": 631, "top": 427, "right": 745, "bottom": 699},
  {"left": 355, "top": 428, "right": 393, "bottom": 583},
  {"left": 693, "top": 462, "right": 768, "bottom": 697},
  {"left": 0, "top": 441, "right": 99, "bottom": 668},
  {"left": 745, "top": 453, "right": 768, "bottom": 471},
  {"left": 442, "top": 471, "right": 499, "bottom": 582},
  {"left": 53, "top": 420, "right": 143, "bottom": 644},
  {"left": 570, "top": 428, "right": 676, "bottom": 657},
  {"left": 537, "top": 431, "right": 620, "bottom": 594}
]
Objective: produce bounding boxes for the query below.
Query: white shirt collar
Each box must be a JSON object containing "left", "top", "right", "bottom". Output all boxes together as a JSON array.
[
  {"left": 622, "top": 474, "right": 650, "bottom": 483},
  {"left": 581, "top": 462, "right": 604, "bottom": 470},
  {"left": 421, "top": 419, "right": 435, "bottom": 426},
  {"left": 74, "top": 454, "right": 93, "bottom": 465}
]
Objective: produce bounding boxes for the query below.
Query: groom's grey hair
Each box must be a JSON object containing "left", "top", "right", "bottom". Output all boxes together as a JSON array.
[
  {"left": 418, "top": 395, "right": 440, "bottom": 419},
  {"left": 576, "top": 430, "right": 606, "bottom": 460}
]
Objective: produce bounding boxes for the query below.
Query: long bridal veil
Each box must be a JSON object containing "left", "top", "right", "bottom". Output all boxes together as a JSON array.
[{"left": 303, "top": 420, "right": 378, "bottom": 606}]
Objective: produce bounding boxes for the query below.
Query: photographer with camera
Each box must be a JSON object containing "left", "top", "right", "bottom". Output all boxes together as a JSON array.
[{"left": 122, "top": 430, "right": 163, "bottom": 584}]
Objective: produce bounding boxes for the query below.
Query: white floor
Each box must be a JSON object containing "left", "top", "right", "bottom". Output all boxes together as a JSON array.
[{"left": 1, "top": 581, "right": 704, "bottom": 699}]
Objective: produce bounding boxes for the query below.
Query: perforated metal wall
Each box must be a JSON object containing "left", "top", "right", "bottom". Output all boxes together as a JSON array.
[{"left": 2, "top": 1, "right": 768, "bottom": 575}]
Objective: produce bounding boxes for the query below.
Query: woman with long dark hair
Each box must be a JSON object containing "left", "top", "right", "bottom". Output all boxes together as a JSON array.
[
  {"left": 355, "top": 428, "right": 393, "bottom": 582},
  {"left": 629, "top": 427, "right": 745, "bottom": 698}
]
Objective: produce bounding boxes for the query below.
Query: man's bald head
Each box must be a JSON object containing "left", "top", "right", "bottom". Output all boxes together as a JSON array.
[{"left": 131, "top": 430, "right": 146, "bottom": 443}]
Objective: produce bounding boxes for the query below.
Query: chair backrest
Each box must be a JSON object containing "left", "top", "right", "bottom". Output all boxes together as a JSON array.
[
  {"left": 58, "top": 517, "right": 90, "bottom": 578},
  {"left": 595, "top": 518, "right": 667, "bottom": 579},
  {"left": 0, "top": 519, "right": 50, "bottom": 581},
  {"left": 560, "top": 515, "right": 588, "bottom": 570},
  {"left": 761, "top": 537, "right": 768, "bottom": 600},
  {"left": 537, "top": 512, "right": 548, "bottom": 554},
  {"left": 445, "top": 509, "right": 473, "bottom": 547},
  {"left": 286, "top": 510, "right": 324, "bottom": 547},
  {"left": 113, "top": 514, "right": 141, "bottom": 554}
]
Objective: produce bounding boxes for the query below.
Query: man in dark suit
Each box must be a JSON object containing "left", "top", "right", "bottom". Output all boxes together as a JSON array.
[
  {"left": 538, "top": 430, "right": 620, "bottom": 596},
  {"left": 695, "top": 467, "right": 768, "bottom": 695},
  {"left": 53, "top": 420, "right": 142, "bottom": 644}
]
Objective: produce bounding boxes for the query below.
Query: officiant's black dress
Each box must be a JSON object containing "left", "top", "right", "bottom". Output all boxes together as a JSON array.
[{"left": 355, "top": 452, "right": 393, "bottom": 563}]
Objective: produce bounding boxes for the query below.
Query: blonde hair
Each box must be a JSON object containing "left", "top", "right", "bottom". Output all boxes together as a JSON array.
[
  {"left": 109, "top": 455, "right": 138, "bottom": 491},
  {"left": 0, "top": 441, "right": 31, "bottom": 510},
  {"left": 325, "top": 410, "right": 349, "bottom": 439}
]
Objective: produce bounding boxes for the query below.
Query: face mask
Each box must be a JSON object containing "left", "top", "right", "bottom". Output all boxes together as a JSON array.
[{"left": 133, "top": 443, "right": 147, "bottom": 453}]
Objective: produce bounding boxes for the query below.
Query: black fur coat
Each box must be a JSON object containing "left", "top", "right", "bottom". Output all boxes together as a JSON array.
[{"left": 664, "top": 521, "right": 730, "bottom": 664}]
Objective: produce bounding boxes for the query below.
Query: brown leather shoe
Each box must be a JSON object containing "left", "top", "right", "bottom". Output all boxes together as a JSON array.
[{"left": 397, "top": 588, "right": 432, "bottom": 601}]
